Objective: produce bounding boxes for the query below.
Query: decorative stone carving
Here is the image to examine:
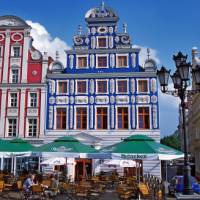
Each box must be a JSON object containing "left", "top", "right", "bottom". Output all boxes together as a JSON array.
[
  {"left": 30, "top": 50, "right": 42, "bottom": 60},
  {"left": 90, "top": 54, "right": 95, "bottom": 68},
  {"left": 27, "top": 108, "right": 38, "bottom": 116},
  {"left": 95, "top": 96, "right": 109, "bottom": 104},
  {"left": 50, "top": 80, "right": 55, "bottom": 94},
  {"left": 89, "top": 79, "right": 94, "bottom": 94},
  {"left": 0, "top": 33, "right": 5, "bottom": 41},
  {"left": 70, "top": 106, "right": 73, "bottom": 129},
  {"left": 10, "top": 57, "right": 21, "bottom": 66},
  {"left": 90, "top": 106, "right": 94, "bottom": 128},
  {"left": 132, "top": 106, "right": 136, "bottom": 128},
  {"left": 75, "top": 96, "right": 88, "bottom": 104},
  {"left": 116, "top": 95, "right": 129, "bottom": 104},
  {"left": 32, "top": 70, "right": 37, "bottom": 76},
  {"left": 6, "top": 30, "right": 10, "bottom": 37},
  {"left": 131, "top": 79, "right": 135, "bottom": 94},
  {"left": 108, "top": 26, "right": 113, "bottom": 34},
  {"left": 110, "top": 79, "right": 115, "bottom": 94},
  {"left": 11, "top": 32, "right": 23, "bottom": 41},
  {"left": 74, "top": 36, "right": 83, "bottom": 45},
  {"left": 115, "top": 36, "right": 120, "bottom": 43},
  {"left": 91, "top": 36, "right": 96, "bottom": 49},
  {"left": 121, "top": 35, "right": 130, "bottom": 44},
  {"left": 153, "top": 105, "right": 157, "bottom": 128},
  {"left": 136, "top": 95, "right": 150, "bottom": 104},
  {"left": 7, "top": 108, "right": 18, "bottom": 116},
  {"left": 49, "top": 96, "right": 55, "bottom": 104},
  {"left": 131, "top": 53, "right": 136, "bottom": 68},
  {"left": 91, "top": 27, "right": 96, "bottom": 35},
  {"left": 151, "top": 78, "right": 157, "bottom": 93},
  {"left": 70, "top": 80, "right": 74, "bottom": 94},
  {"left": 56, "top": 96, "right": 69, "bottom": 104},
  {"left": 90, "top": 96, "right": 94, "bottom": 104},
  {"left": 131, "top": 96, "right": 135, "bottom": 103},
  {"left": 70, "top": 96, "right": 74, "bottom": 104},
  {"left": 97, "top": 26, "right": 108, "bottom": 34},
  {"left": 69, "top": 55, "right": 74, "bottom": 69},
  {"left": 151, "top": 95, "right": 157, "bottom": 103},
  {"left": 110, "top": 54, "right": 115, "bottom": 68},
  {"left": 85, "top": 37, "right": 90, "bottom": 45},
  {"left": 110, "top": 95, "right": 115, "bottom": 104},
  {"left": 49, "top": 106, "right": 53, "bottom": 129},
  {"left": 111, "top": 105, "right": 115, "bottom": 129},
  {"left": 109, "top": 36, "right": 113, "bottom": 48}
]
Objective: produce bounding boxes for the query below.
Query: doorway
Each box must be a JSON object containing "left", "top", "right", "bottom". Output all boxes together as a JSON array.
[{"left": 75, "top": 159, "right": 92, "bottom": 181}]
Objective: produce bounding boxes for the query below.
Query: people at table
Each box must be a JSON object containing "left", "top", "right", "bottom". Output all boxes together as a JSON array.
[{"left": 23, "top": 174, "right": 37, "bottom": 192}]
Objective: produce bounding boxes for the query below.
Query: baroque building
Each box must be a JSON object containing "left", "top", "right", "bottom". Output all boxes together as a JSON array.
[
  {"left": 0, "top": 15, "right": 48, "bottom": 143},
  {"left": 46, "top": 3, "right": 161, "bottom": 177}
]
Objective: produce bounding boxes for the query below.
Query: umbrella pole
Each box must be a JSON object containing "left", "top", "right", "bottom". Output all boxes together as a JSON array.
[{"left": 0, "top": 157, "right": 3, "bottom": 171}]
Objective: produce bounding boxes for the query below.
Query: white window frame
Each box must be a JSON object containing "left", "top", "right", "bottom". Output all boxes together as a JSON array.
[
  {"left": 56, "top": 80, "right": 69, "bottom": 95},
  {"left": 76, "top": 55, "right": 89, "bottom": 69},
  {"left": 136, "top": 78, "right": 150, "bottom": 94},
  {"left": 29, "top": 92, "right": 38, "bottom": 108},
  {"left": 96, "top": 54, "right": 109, "bottom": 68},
  {"left": 96, "top": 79, "right": 109, "bottom": 94},
  {"left": 27, "top": 118, "right": 38, "bottom": 137},
  {"left": 115, "top": 105, "right": 130, "bottom": 130},
  {"left": 54, "top": 106, "right": 68, "bottom": 130},
  {"left": 95, "top": 105, "right": 110, "bottom": 130},
  {"left": 75, "top": 80, "right": 88, "bottom": 94},
  {"left": 116, "top": 78, "right": 129, "bottom": 94},
  {"left": 7, "top": 118, "right": 18, "bottom": 137},
  {"left": 10, "top": 67, "right": 19, "bottom": 83},
  {"left": 116, "top": 53, "right": 129, "bottom": 68},
  {"left": 74, "top": 106, "right": 89, "bottom": 130},
  {"left": 136, "top": 105, "right": 151, "bottom": 130},
  {"left": 11, "top": 45, "right": 21, "bottom": 57},
  {"left": 9, "top": 92, "right": 18, "bottom": 107},
  {"left": 96, "top": 36, "right": 108, "bottom": 49}
]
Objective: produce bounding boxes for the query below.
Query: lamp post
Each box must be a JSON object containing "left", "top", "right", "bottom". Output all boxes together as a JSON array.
[{"left": 157, "top": 52, "right": 200, "bottom": 198}]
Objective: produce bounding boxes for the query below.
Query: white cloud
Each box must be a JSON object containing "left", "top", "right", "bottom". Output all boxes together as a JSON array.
[
  {"left": 133, "top": 45, "right": 160, "bottom": 66},
  {"left": 26, "top": 20, "right": 70, "bottom": 66}
]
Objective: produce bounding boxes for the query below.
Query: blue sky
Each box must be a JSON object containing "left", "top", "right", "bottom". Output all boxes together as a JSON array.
[{"left": 1, "top": 0, "right": 200, "bottom": 137}]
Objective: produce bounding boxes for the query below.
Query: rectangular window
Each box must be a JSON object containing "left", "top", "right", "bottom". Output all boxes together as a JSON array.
[
  {"left": 78, "top": 57, "right": 87, "bottom": 68},
  {"left": 117, "top": 80, "right": 128, "bottom": 93},
  {"left": 58, "top": 81, "right": 68, "bottom": 94},
  {"left": 97, "top": 80, "right": 108, "bottom": 93},
  {"left": 8, "top": 119, "right": 17, "bottom": 137},
  {"left": 13, "top": 47, "right": 20, "bottom": 57},
  {"left": 97, "top": 107, "right": 108, "bottom": 129},
  {"left": 11, "top": 69, "right": 19, "bottom": 83},
  {"left": 56, "top": 108, "right": 66, "bottom": 129},
  {"left": 10, "top": 93, "right": 18, "bottom": 107},
  {"left": 117, "top": 107, "right": 128, "bottom": 129},
  {"left": 77, "top": 81, "right": 87, "bottom": 94},
  {"left": 76, "top": 107, "right": 87, "bottom": 129},
  {"left": 138, "top": 80, "right": 148, "bottom": 93},
  {"left": 28, "top": 119, "right": 37, "bottom": 137},
  {"left": 138, "top": 107, "right": 150, "bottom": 129},
  {"left": 117, "top": 56, "right": 128, "bottom": 67},
  {"left": 30, "top": 93, "right": 37, "bottom": 107},
  {"left": 98, "top": 38, "right": 107, "bottom": 48},
  {"left": 97, "top": 56, "right": 107, "bottom": 68}
]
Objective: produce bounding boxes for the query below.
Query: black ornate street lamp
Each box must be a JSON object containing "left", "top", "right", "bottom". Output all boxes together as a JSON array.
[{"left": 157, "top": 51, "right": 200, "bottom": 196}]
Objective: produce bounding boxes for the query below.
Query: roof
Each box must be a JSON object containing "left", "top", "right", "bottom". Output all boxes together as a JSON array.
[{"left": 0, "top": 15, "right": 31, "bottom": 29}]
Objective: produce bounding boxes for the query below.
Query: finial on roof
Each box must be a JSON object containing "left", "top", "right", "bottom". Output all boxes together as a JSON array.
[
  {"left": 123, "top": 23, "right": 127, "bottom": 33},
  {"left": 147, "top": 48, "right": 150, "bottom": 59},
  {"left": 55, "top": 51, "right": 59, "bottom": 60},
  {"left": 78, "top": 25, "right": 82, "bottom": 35},
  {"left": 101, "top": 1, "right": 105, "bottom": 11}
]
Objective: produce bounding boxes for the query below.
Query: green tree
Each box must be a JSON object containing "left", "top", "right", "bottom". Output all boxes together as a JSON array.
[{"left": 160, "top": 130, "right": 181, "bottom": 150}]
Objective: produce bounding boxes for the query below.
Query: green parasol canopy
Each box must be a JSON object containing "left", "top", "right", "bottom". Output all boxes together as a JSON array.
[
  {"left": 34, "top": 136, "right": 103, "bottom": 158},
  {"left": 9, "top": 138, "right": 35, "bottom": 152},
  {"left": 101, "top": 135, "right": 183, "bottom": 160}
]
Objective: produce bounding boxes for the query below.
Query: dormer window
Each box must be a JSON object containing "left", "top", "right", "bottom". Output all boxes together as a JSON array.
[
  {"left": 96, "top": 55, "right": 108, "bottom": 68},
  {"left": 116, "top": 54, "right": 128, "bottom": 68},
  {"left": 77, "top": 56, "right": 88, "bottom": 68},
  {"left": 97, "top": 36, "right": 108, "bottom": 48}
]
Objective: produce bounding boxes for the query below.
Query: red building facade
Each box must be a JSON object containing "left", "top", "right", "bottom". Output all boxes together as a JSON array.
[{"left": 0, "top": 15, "right": 48, "bottom": 141}]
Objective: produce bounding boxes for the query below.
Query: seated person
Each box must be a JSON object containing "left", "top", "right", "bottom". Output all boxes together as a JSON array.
[{"left": 23, "top": 174, "right": 36, "bottom": 192}]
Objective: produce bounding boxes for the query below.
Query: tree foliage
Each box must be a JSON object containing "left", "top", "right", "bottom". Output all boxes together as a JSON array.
[{"left": 160, "top": 131, "right": 181, "bottom": 150}]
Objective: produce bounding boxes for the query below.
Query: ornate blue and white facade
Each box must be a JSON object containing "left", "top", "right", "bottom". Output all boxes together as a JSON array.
[{"left": 46, "top": 3, "right": 161, "bottom": 177}]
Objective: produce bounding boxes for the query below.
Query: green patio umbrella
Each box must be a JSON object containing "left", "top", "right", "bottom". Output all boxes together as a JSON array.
[
  {"left": 101, "top": 135, "right": 183, "bottom": 161},
  {"left": 34, "top": 136, "right": 105, "bottom": 158},
  {"left": 0, "top": 139, "right": 15, "bottom": 156}
]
